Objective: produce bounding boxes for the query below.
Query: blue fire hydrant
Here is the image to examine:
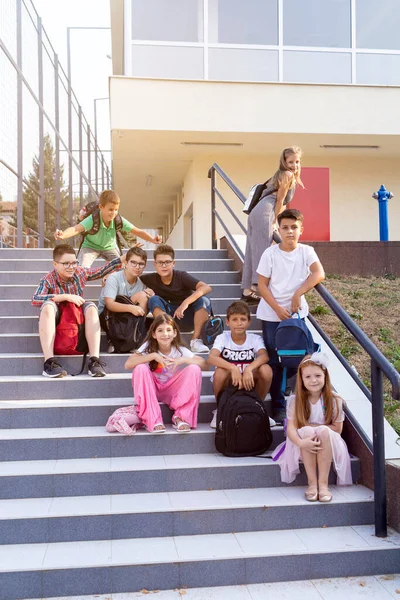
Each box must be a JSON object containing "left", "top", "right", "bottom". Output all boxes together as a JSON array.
[{"left": 372, "top": 185, "right": 394, "bottom": 242}]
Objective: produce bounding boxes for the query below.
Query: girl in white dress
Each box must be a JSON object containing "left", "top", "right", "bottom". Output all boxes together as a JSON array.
[{"left": 273, "top": 353, "right": 352, "bottom": 502}]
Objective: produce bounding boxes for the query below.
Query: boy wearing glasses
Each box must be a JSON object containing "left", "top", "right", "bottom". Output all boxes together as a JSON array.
[
  {"left": 141, "top": 244, "right": 212, "bottom": 353},
  {"left": 98, "top": 246, "right": 154, "bottom": 353},
  {"left": 32, "top": 243, "right": 126, "bottom": 378}
]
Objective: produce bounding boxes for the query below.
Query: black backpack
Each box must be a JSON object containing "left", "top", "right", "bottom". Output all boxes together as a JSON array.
[
  {"left": 275, "top": 314, "right": 320, "bottom": 391},
  {"left": 77, "top": 201, "right": 124, "bottom": 253},
  {"left": 215, "top": 385, "right": 272, "bottom": 457},
  {"left": 242, "top": 180, "right": 270, "bottom": 215},
  {"left": 101, "top": 295, "right": 146, "bottom": 353},
  {"left": 200, "top": 311, "right": 224, "bottom": 349}
]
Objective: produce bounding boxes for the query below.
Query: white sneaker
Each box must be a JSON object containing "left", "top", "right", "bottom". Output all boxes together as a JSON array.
[
  {"left": 210, "top": 409, "right": 217, "bottom": 429},
  {"left": 190, "top": 338, "right": 209, "bottom": 353},
  {"left": 269, "top": 416, "right": 277, "bottom": 427}
]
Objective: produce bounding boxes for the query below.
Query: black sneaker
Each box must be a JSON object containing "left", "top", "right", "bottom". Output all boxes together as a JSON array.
[
  {"left": 240, "top": 292, "right": 260, "bottom": 305},
  {"left": 88, "top": 356, "right": 106, "bottom": 377},
  {"left": 42, "top": 357, "right": 67, "bottom": 378},
  {"left": 273, "top": 409, "right": 287, "bottom": 425}
]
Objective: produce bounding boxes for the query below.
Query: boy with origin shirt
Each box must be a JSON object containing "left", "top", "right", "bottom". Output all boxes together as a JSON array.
[
  {"left": 208, "top": 300, "right": 273, "bottom": 429},
  {"left": 257, "top": 208, "right": 325, "bottom": 424},
  {"left": 54, "top": 190, "right": 162, "bottom": 267}
]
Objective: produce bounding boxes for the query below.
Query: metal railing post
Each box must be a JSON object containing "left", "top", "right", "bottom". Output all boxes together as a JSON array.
[
  {"left": 87, "top": 124, "right": 92, "bottom": 199},
  {"left": 78, "top": 105, "right": 83, "bottom": 208},
  {"left": 371, "top": 359, "right": 387, "bottom": 537},
  {"left": 67, "top": 27, "right": 73, "bottom": 224},
  {"left": 38, "top": 16, "right": 45, "bottom": 247},
  {"left": 101, "top": 156, "right": 105, "bottom": 191},
  {"left": 210, "top": 167, "right": 217, "bottom": 249},
  {"left": 54, "top": 53, "right": 61, "bottom": 230},
  {"left": 16, "top": 0, "right": 23, "bottom": 248},
  {"left": 94, "top": 137, "right": 99, "bottom": 195}
]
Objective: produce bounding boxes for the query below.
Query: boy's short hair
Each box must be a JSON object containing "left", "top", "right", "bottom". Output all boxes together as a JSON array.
[
  {"left": 99, "top": 190, "right": 120, "bottom": 207},
  {"left": 154, "top": 244, "right": 175, "bottom": 261},
  {"left": 277, "top": 208, "right": 304, "bottom": 225},
  {"left": 126, "top": 246, "right": 147, "bottom": 264},
  {"left": 53, "top": 244, "right": 76, "bottom": 261},
  {"left": 226, "top": 300, "right": 251, "bottom": 320}
]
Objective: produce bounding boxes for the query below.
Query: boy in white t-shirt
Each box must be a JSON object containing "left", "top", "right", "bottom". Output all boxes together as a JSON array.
[
  {"left": 257, "top": 208, "right": 325, "bottom": 424},
  {"left": 208, "top": 300, "right": 273, "bottom": 428}
]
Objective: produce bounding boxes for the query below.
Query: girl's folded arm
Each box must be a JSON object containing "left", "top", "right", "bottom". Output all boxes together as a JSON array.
[
  {"left": 327, "top": 421, "right": 343, "bottom": 434},
  {"left": 125, "top": 352, "right": 156, "bottom": 370},
  {"left": 286, "top": 419, "right": 303, "bottom": 447}
]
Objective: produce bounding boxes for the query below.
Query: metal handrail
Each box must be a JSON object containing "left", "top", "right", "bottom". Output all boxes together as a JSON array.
[{"left": 207, "top": 162, "right": 400, "bottom": 538}]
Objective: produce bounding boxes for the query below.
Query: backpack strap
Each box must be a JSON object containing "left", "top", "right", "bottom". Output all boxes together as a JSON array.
[{"left": 78, "top": 207, "right": 101, "bottom": 255}]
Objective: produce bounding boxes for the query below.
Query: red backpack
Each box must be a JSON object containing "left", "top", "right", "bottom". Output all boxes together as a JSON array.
[{"left": 54, "top": 302, "right": 89, "bottom": 355}]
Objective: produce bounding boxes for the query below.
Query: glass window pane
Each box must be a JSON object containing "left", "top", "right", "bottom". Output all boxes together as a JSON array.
[
  {"left": 283, "top": 0, "right": 351, "bottom": 48},
  {"left": 131, "top": 0, "right": 203, "bottom": 42},
  {"left": 283, "top": 51, "right": 351, "bottom": 84},
  {"left": 131, "top": 45, "right": 204, "bottom": 79},
  {"left": 357, "top": 54, "right": 400, "bottom": 85},
  {"left": 208, "top": 0, "right": 278, "bottom": 45},
  {"left": 209, "top": 48, "right": 278, "bottom": 81},
  {"left": 356, "top": 0, "right": 400, "bottom": 50}
]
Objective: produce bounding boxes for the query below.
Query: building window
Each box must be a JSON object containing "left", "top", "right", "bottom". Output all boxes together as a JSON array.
[
  {"left": 356, "top": 0, "right": 400, "bottom": 50},
  {"left": 209, "top": 48, "right": 278, "bottom": 81},
  {"left": 283, "top": 0, "right": 351, "bottom": 48},
  {"left": 208, "top": 0, "right": 278, "bottom": 45},
  {"left": 357, "top": 54, "right": 400, "bottom": 85},
  {"left": 131, "top": 0, "right": 204, "bottom": 42},
  {"left": 131, "top": 45, "right": 204, "bottom": 79},
  {"left": 283, "top": 51, "right": 351, "bottom": 84}
]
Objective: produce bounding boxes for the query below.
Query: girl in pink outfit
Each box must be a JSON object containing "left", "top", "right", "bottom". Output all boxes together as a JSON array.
[
  {"left": 125, "top": 314, "right": 206, "bottom": 433},
  {"left": 273, "top": 353, "right": 352, "bottom": 502}
]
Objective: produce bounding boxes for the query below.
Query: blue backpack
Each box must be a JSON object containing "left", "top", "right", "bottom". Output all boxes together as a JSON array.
[{"left": 275, "top": 314, "right": 319, "bottom": 391}]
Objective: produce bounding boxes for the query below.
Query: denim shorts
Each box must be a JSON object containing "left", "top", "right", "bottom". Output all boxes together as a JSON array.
[
  {"left": 148, "top": 295, "right": 211, "bottom": 331},
  {"left": 40, "top": 300, "right": 97, "bottom": 323}
]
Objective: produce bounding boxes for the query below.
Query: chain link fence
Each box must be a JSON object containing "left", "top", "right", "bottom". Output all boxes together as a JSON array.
[{"left": 0, "top": 0, "right": 111, "bottom": 247}]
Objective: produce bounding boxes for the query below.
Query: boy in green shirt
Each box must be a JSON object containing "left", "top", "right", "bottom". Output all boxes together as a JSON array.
[{"left": 55, "top": 190, "right": 162, "bottom": 267}]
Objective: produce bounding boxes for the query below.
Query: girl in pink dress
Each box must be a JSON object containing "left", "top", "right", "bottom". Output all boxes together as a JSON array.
[
  {"left": 273, "top": 353, "right": 352, "bottom": 502},
  {"left": 125, "top": 314, "right": 206, "bottom": 433}
]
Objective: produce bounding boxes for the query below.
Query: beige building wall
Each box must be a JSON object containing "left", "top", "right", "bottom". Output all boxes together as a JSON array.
[{"left": 167, "top": 153, "right": 399, "bottom": 248}]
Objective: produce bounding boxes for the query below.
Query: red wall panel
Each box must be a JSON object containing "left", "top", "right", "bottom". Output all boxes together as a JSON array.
[{"left": 289, "top": 167, "right": 330, "bottom": 241}]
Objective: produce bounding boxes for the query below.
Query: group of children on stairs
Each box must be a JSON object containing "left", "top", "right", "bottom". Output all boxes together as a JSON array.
[{"left": 31, "top": 189, "right": 352, "bottom": 503}]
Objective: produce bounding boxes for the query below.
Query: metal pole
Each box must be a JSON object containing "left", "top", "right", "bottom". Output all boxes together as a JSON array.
[
  {"left": 16, "top": 0, "right": 23, "bottom": 248},
  {"left": 106, "top": 165, "right": 110, "bottom": 188},
  {"left": 211, "top": 168, "right": 217, "bottom": 249},
  {"left": 38, "top": 16, "right": 45, "bottom": 247},
  {"left": 101, "top": 156, "right": 105, "bottom": 190},
  {"left": 78, "top": 105, "right": 83, "bottom": 208},
  {"left": 67, "top": 27, "right": 73, "bottom": 224},
  {"left": 54, "top": 54, "right": 61, "bottom": 229},
  {"left": 87, "top": 124, "right": 92, "bottom": 199},
  {"left": 94, "top": 135, "right": 99, "bottom": 195},
  {"left": 94, "top": 99, "right": 98, "bottom": 148},
  {"left": 371, "top": 358, "right": 387, "bottom": 537}
]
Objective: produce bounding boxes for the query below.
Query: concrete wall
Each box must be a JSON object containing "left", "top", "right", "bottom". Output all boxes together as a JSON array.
[{"left": 167, "top": 153, "right": 399, "bottom": 248}]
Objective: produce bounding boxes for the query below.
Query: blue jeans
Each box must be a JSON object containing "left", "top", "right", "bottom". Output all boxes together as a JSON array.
[
  {"left": 262, "top": 320, "right": 297, "bottom": 416},
  {"left": 148, "top": 295, "right": 211, "bottom": 332}
]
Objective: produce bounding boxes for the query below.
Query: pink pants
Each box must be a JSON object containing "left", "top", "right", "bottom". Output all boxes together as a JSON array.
[{"left": 132, "top": 363, "right": 202, "bottom": 432}]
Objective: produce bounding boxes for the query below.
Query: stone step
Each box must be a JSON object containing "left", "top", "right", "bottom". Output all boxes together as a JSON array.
[
  {"left": 0, "top": 372, "right": 215, "bottom": 400},
  {"left": 0, "top": 485, "right": 374, "bottom": 545},
  {"left": 0, "top": 297, "right": 256, "bottom": 316},
  {"left": 0, "top": 269, "right": 240, "bottom": 284},
  {"left": 0, "top": 313, "right": 261, "bottom": 335},
  {"left": 0, "top": 396, "right": 227, "bottom": 428},
  {"left": 0, "top": 248, "right": 229, "bottom": 260},
  {"left": 0, "top": 423, "right": 284, "bottom": 461},
  {"left": 0, "top": 258, "right": 234, "bottom": 275},
  {"left": 0, "top": 282, "right": 241, "bottom": 299},
  {"left": 0, "top": 329, "right": 263, "bottom": 355},
  {"left": 0, "top": 452, "right": 361, "bottom": 499},
  {"left": 0, "top": 525, "right": 398, "bottom": 600}
]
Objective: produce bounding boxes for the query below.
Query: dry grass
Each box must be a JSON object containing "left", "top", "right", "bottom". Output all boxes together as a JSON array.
[{"left": 306, "top": 275, "right": 400, "bottom": 435}]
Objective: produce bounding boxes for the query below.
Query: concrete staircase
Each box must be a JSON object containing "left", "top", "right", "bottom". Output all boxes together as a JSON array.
[{"left": 0, "top": 247, "right": 399, "bottom": 600}]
